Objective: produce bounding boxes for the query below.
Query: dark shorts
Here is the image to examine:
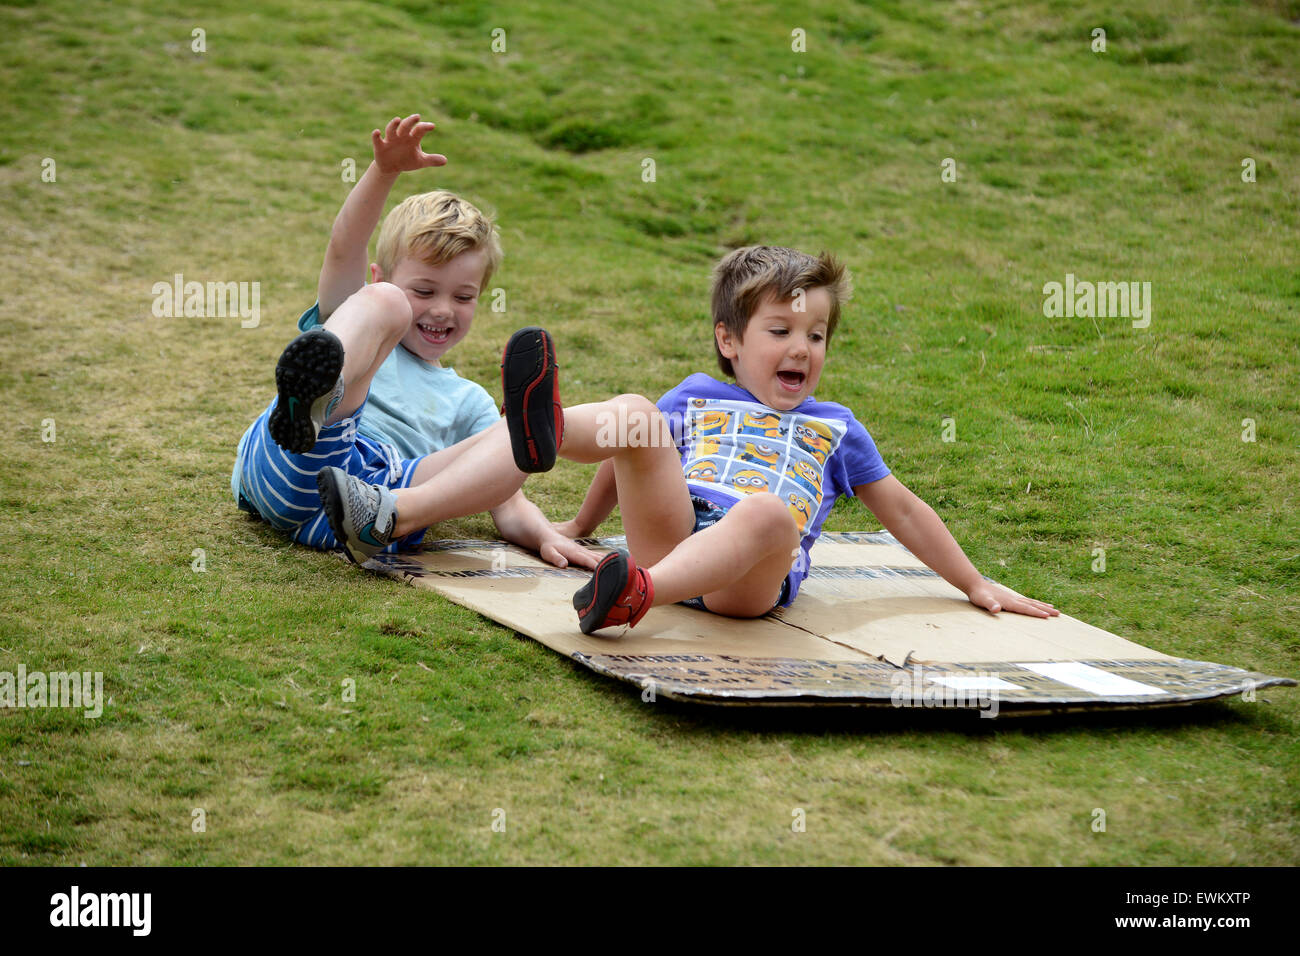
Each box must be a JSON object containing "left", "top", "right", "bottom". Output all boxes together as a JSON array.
[{"left": 678, "top": 495, "right": 792, "bottom": 613}]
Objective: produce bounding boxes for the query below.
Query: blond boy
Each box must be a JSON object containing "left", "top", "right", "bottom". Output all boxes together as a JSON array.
[{"left": 232, "top": 114, "right": 593, "bottom": 570}]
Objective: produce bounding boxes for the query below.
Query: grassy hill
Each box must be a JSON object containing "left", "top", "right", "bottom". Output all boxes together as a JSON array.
[{"left": 0, "top": 0, "right": 1296, "bottom": 864}]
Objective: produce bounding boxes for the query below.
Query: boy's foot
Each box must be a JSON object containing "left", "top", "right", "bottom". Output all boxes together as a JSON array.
[
  {"left": 269, "top": 329, "right": 346, "bottom": 454},
  {"left": 501, "top": 326, "right": 563, "bottom": 473},
  {"left": 316, "top": 466, "right": 397, "bottom": 565},
  {"left": 573, "top": 549, "right": 654, "bottom": 635}
]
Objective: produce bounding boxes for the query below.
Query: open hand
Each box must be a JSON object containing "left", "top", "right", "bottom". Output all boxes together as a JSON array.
[
  {"left": 967, "top": 580, "right": 1059, "bottom": 618},
  {"left": 538, "top": 526, "right": 600, "bottom": 570},
  {"left": 372, "top": 114, "right": 447, "bottom": 174}
]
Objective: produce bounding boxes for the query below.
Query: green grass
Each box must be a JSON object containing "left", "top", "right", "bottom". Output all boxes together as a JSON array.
[{"left": 0, "top": 0, "right": 1297, "bottom": 864}]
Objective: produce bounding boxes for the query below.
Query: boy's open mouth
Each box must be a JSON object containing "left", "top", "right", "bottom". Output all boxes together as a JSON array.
[
  {"left": 777, "top": 370, "right": 805, "bottom": 391},
  {"left": 416, "top": 321, "right": 453, "bottom": 344}
]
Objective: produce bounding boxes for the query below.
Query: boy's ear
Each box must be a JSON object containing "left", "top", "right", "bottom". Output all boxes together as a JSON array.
[
  {"left": 715, "top": 322, "right": 739, "bottom": 359},
  {"left": 369, "top": 263, "right": 384, "bottom": 284}
]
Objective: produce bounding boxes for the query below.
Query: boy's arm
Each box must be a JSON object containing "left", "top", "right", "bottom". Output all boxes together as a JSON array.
[
  {"left": 553, "top": 460, "right": 618, "bottom": 539},
  {"left": 854, "top": 475, "right": 1059, "bottom": 618},
  {"left": 317, "top": 114, "right": 447, "bottom": 319},
  {"left": 490, "top": 491, "right": 601, "bottom": 570}
]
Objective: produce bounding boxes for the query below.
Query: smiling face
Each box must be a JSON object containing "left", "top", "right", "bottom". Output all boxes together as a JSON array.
[
  {"left": 715, "top": 288, "right": 831, "bottom": 411},
  {"left": 371, "top": 251, "right": 487, "bottom": 365}
]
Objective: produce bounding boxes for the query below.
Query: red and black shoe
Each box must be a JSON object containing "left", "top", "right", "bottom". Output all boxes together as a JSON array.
[
  {"left": 573, "top": 549, "right": 655, "bottom": 635},
  {"left": 501, "top": 326, "right": 563, "bottom": 473}
]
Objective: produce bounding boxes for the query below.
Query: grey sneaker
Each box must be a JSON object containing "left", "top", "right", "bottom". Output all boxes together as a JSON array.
[
  {"left": 269, "top": 329, "right": 346, "bottom": 453},
  {"left": 316, "top": 466, "right": 398, "bottom": 564}
]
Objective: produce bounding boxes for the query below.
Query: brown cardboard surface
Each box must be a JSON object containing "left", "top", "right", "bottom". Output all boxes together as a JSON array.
[{"left": 362, "top": 532, "right": 1294, "bottom": 714}]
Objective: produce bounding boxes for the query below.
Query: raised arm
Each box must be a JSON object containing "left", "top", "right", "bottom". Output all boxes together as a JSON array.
[
  {"left": 854, "top": 475, "right": 1059, "bottom": 618},
  {"left": 317, "top": 114, "right": 447, "bottom": 319}
]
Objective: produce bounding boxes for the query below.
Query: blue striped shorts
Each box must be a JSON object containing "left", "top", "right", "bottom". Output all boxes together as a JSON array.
[{"left": 234, "top": 399, "right": 425, "bottom": 553}]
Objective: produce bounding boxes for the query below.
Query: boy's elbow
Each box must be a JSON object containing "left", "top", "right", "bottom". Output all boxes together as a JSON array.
[{"left": 862, "top": 493, "right": 919, "bottom": 533}]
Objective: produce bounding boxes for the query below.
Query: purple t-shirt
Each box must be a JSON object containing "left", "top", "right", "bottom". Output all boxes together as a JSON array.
[{"left": 656, "top": 373, "right": 891, "bottom": 604}]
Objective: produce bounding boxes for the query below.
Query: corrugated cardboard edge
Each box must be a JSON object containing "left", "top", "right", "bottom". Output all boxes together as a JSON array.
[{"left": 358, "top": 533, "right": 1295, "bottom": 716}]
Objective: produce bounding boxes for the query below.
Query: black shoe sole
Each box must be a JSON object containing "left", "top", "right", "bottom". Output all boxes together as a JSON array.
[
  {"left": 269, "top": 329, "right": 344, "bottom": 454},
  {"left": 501, "top": 327, "right": 558, "bottom": 473},
  {"left": 573, "top": 550, "right": 631, "bottom": 635}
]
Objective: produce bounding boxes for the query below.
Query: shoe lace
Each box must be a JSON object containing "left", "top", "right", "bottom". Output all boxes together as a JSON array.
[
  {"left": 347, "top": 475, "right": 395, "bottom": 540},
  {"left": 323, "top": 376, "right": 344, "bottom": 419}
]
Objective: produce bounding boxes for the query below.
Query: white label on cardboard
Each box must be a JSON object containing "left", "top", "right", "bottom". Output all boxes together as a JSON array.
[
  {"left": 1019, "top": 662, "right": 1167, "bottom": 696},
  {"left": 930, "top": 675, "right": 1021, "bottom": 691}
]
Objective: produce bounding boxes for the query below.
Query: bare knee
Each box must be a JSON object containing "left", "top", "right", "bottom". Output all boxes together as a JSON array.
[
  {"left": 345, "top": 282, "right": 412, "bottom": 339},
  {"left": 732, "top": 493, "right": 799, "bottom": 551},
  {"left": 610, "top": 393, "right": 658, "bottom": 419},
  {"left": 604, "top": 393, "right": 672, "bottom": 448}
]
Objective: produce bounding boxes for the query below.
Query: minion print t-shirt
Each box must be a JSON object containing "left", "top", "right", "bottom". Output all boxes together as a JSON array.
[{"left": 656, "top": 373, "right": 891, "bottom": 605}]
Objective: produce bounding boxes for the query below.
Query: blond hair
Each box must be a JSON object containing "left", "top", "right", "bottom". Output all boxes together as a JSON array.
[
  {"left": 375, "top": 190, "right": 503, "bottom": 289},
  {"left": 710, "top": 246, "right": 851, "bottom": 377}
]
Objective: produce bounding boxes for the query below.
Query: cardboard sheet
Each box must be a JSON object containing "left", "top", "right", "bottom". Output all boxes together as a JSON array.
[{"left": 362, "top": 532, "right": 1294, "bottom": 716}]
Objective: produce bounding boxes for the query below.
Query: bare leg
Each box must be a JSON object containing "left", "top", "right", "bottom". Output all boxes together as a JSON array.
[
  {"left": 390, "top": 419, "right": 526, "bottom": 537},
  {"left": 390, "top": 393, "right": 694, "bottom": 550},
  {"left": 646, "top": 493, "right": 799, "bottom": 617},
  {"left": 556, "top": 395, "right": 695, "bottom": 566},
  {"left": 406, "top": 424, "right": 497, "bottom": 485},
  {"left": 320, "top": 283, "right": 411, "bottom": 423}
]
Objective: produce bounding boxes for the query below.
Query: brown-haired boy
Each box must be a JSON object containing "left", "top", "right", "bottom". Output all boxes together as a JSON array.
[{"left": 551, "top": 245, "right": 1059, "bottom": 631}]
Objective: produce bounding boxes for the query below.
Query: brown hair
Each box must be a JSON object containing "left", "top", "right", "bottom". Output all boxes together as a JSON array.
[
  {"left": 710, "top": 246, "right": 851, "bottom": 377},
  {"left": 375, "top": 190, "right": 503, "bottom": 290}
]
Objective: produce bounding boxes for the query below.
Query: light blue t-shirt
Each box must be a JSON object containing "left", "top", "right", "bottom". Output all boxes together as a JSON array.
[
  {"left": 297, "top": 303, "right": 500, "bottom": 459},
  {"left": 231, "top": 302, "right": 500, "bottom": 504}
]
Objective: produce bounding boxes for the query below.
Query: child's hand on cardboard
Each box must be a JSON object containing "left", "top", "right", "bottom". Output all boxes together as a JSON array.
[
  {"left": 966, "top": 579, "right": 1059, "bottom": 618},
  {"left": 550, "top": 518, "right": 592, "bottom": 542},
  {"left": 538, "top": 524, "right": 600, "bottom": 571},
  {"left": 371, "top": 114, "right": 447, "bottom": 175}
]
